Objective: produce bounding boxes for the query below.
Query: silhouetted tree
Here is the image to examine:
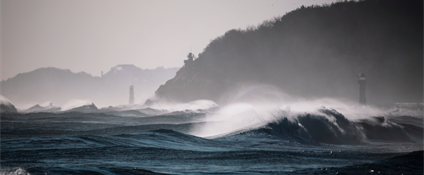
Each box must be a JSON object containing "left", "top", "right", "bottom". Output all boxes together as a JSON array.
[{"left": 187, "top": 52, "right": 195, "bottom": 61}]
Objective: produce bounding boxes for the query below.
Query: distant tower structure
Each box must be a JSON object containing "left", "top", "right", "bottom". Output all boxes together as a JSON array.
[
  {"left": 129, "top": 85, "right": 134, "bottom": 105},
  {"left": 358, "top": 72, "right": 366, "bottom": 105},
  {"left": 101, "top": 71, "right": 103, "bottom": 78},
  {"left": 184, "top": 52, "right": 195, "bottom": 66}
]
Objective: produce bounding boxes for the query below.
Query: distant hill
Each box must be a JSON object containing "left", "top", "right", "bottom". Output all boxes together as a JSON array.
[
  {"left": 154, "top": 0, "right": 422, "bottom": 105},
  {"left": 1, "top": 65, "right": 179, "bottom": 108}
]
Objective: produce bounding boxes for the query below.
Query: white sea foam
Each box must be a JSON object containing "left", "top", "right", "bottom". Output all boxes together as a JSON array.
[
  {"left": 61, "top": 99, "right": 93, "bottom": 111},
  {"left": 189, "top": 85, "right": 388, "bottom": 138},
  {"left": 148, "top": 99, "right": 219, "bottom": 112},
  {"left": 0, "top": 168, "right": 30, "bottom": 175}
]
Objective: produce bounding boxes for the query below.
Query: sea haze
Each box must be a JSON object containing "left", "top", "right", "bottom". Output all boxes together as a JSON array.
[{"left": 1, "top": 65, "right": 179, "bottom": 108}]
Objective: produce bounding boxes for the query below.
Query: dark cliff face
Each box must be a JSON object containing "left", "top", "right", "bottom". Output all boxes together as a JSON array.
[{"left": 155, "top": 0, "right": 423, "bottom": 105}]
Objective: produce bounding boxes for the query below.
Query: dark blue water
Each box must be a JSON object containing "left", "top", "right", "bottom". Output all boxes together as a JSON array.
[{"left": 1, "top": 105, "right": 423, "bottom": 174}]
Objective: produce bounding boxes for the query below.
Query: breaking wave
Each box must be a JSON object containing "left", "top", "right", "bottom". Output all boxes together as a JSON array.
[
  {"left": 187, "top": 99, "right": 423, "bottom": 145},
  {"left": 222, "top": 107, "right": 423, "bottom": 145}
]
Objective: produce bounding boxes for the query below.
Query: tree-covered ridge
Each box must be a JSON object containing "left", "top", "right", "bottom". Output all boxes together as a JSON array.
[{"left": 156, "top": 0, "right": 422, "bottom": 104}]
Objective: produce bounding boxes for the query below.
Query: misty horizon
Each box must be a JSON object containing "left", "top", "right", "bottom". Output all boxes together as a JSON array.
[
  {"left": 2, "top": 0, "right": 339, "bottom": 81},
  {"left": 1, "top": 64, "right": 180, "bottom": 109},
  {"left": 2, "top": 64, "right": 180, "bottom": 81}
]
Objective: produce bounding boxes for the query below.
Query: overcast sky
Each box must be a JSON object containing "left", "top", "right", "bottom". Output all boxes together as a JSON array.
[{"left": 1, "top": 0, "right": 337, "bottom": 81}]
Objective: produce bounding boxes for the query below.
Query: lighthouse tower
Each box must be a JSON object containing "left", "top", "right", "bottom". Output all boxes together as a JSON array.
[
  {"left": 129, "top": 85, "right": 134, "bottom": 105},
  {"left": 358, "top": 72, "right": 366, "bottom": 105}
]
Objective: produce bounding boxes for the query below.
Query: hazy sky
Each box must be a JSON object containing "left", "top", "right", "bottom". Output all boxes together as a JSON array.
[{"left": 1, "top": 0, "right": 337, "bottom": 81}]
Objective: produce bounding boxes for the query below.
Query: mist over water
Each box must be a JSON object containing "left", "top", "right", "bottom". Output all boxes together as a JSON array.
[
  {"left": 61, "top": 99, "right": 94, "bottom": 111},
  {"left": 187, "top": 84, "right": 389, "bottom": 139}
]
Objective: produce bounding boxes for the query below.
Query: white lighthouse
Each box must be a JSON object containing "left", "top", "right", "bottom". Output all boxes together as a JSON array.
[
  {"left": 129, "top": 85, "right": 134, "bottom": 105},
  {"left": 358, "top": 72, "right": 366, "bottom": 105}
]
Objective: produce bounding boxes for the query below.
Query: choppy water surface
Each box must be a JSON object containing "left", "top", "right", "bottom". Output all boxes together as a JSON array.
[{"left": 1, "top": 102, "right": 423, "bottom": 174}]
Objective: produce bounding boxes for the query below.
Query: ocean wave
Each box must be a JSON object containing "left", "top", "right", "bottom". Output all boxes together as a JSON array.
[{"left": 223, "top": 108, "right": 422, "bottom": 145}]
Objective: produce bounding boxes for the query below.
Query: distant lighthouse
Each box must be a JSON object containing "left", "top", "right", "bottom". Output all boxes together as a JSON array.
[
  {"left": 358, "top": 72, "right": 366, "bottom": 105},
  {"left": 129, "top": 85, "right": 134, "bottom": 105}
]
